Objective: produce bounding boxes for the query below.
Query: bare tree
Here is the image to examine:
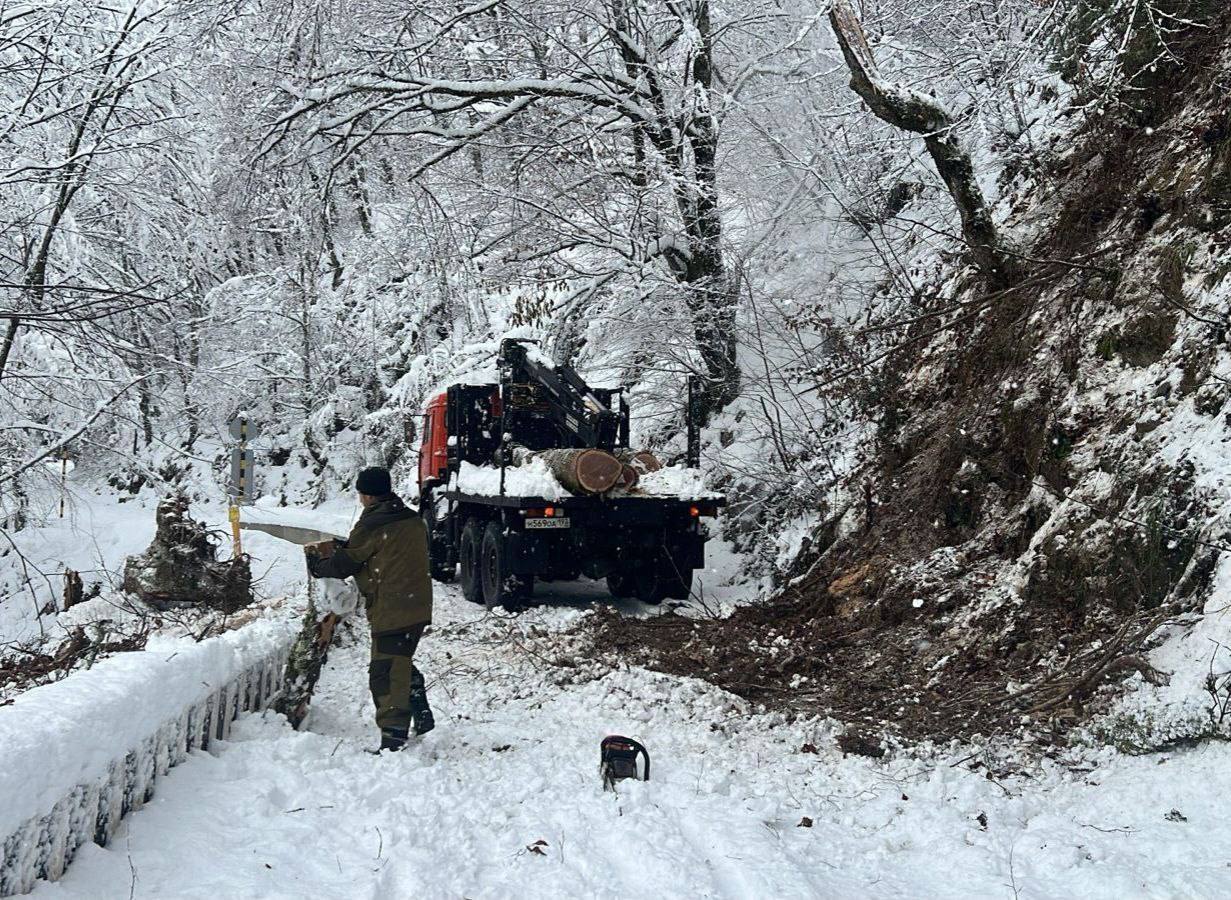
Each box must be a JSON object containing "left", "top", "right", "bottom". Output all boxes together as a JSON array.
[
  {"left": 828, "top": 0, "right": 1012, "bottom": 286},
  {"left": 264, "top": 0, "right": 752, "bottom": 420}
]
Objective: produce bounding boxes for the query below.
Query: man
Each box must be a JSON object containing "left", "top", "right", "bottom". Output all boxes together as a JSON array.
[{"left": 306, "top": 466, "right": 434, "bottom": 751}]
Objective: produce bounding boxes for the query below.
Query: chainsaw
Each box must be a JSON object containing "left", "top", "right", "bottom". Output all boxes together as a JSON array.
[{"left": 600, "top": 735, "right": 650, "bottom": 791}]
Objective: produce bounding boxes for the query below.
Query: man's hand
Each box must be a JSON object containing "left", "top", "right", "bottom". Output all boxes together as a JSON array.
[{"left": 306, "top": 540, "right": 337, "bottom": 559}]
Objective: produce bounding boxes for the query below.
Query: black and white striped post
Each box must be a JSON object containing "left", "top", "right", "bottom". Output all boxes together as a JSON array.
[{"left": 226, "top": 417, "right": 261, "bottom": 557}]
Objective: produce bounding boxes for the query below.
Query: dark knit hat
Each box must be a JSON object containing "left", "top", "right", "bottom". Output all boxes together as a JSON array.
[{"left": 356, "top": 466, "right": 392, "bottom": 496}]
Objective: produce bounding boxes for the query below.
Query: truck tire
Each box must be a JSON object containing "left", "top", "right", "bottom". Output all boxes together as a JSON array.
[
  {"left": 606, "top": 570, "right": 634, "bottom": 599},
  {"left": 662, "top": 562, "right": 693, "bottom": 601},
  {"left": 632, "top": 564, "right": 666, "bottom": 605},
  {"left": 459, "top": 518, "right": 485, "bottom": 604},
  {"left": 422, "top": 494, "right": 455, "bottom": 583},
  {"left": 481, "top": 521, "right": 530, "bottom": 612}
]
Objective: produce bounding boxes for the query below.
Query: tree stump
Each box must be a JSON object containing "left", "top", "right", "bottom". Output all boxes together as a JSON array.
[
  {"left": 121, "top": 494, "right": 253, "bottom": 613},
  {"left": 62, "top": 569, "right": 84, "bottom": 610}
]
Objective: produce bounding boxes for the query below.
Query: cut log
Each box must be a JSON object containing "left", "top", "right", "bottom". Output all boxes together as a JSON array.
[
  {"left": 543, "top": 448, "right": 623, "bottom": 494},
  {"left": 508, "top": 445, "right": 624, "bottom": 494},
  {"left": 543, "top": 448, "right": 622, "bottom": 494},
  {"left": 615, "top": 449, "right": 662, "bottom": 474},
  {"left": 620, "top": 465, "right": 640, "bottom": 490}
]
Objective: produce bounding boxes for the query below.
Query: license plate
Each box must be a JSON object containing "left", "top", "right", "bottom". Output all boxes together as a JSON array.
[{"left": 525, "top": 517, "right": 570, "bottom": 529}]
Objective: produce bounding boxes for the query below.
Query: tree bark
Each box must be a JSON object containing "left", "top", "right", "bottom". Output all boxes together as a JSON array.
[
  {"left": 612, "top": 0, "right": 740, "bottom": 420},
  {"left": 510, "top": 446, "right": 624, "bottom": 494},
  {"left": 829, "top": 0, "right": 1011, "bottom": 286}
]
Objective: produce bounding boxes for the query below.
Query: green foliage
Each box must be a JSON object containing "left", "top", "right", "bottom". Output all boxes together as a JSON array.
[
  {"left": 1053, "top": 0, "right": 1222, "bottom": 117},
  {"left": 1095, "top": 331, "right": 1118, "bottom": 361}
]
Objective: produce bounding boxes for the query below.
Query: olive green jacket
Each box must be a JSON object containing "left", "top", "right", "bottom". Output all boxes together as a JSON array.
[{"left": 308, "top": 494, "right": 432, "bottom": 633}]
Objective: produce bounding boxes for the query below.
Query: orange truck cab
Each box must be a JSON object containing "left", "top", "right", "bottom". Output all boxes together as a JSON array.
[{"left": 418, "top": 392, "right": 450, "bottom": 490}]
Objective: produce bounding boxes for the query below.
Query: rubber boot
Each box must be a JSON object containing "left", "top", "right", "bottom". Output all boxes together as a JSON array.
[
  {"left": 380, "top": 730, "right": 408, "bottom": 752},
  {"left": 409, "top": 669, "right": 434, "bottom": 735}
]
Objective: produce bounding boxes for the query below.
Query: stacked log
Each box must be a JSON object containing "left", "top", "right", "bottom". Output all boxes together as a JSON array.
[
  {"left": 506, "top": 445, "right": 663, "bottom": 495},
  {"left": 508, "top": 445, "right": 624, "bottom": 495},
  {"left": 616, "top": 449, "right": 662, "bottom": 474}
]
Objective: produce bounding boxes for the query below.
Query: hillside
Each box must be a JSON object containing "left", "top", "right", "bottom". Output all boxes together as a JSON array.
[{"left": 602, "top": 8, "right": 1231, "bottom": 753}]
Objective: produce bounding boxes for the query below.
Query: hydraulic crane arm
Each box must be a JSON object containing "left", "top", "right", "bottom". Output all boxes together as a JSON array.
[{"left": 498, "top": 338, "right": 621, "bottom": 450}]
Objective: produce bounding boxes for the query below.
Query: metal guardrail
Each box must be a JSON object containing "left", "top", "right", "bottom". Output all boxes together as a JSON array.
[{"left": 0, "top": 647, "right": 288, "bottom": 896}]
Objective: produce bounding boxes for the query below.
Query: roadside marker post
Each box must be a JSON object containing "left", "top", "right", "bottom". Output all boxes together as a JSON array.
[
  {"left": 58, "top": 447, "right": 69, "bottom": 519},
  {"left": 226, "top": 417, "right": 262, "bottom": 558}
]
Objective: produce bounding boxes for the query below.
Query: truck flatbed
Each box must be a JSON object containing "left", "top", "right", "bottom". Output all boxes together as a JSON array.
[{"left": 443, "top": 490, "right": 724, "bottom": 511}]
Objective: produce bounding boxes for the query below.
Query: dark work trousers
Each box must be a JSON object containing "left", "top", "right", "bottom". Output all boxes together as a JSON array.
[{"left": 368, "top": 623, "right": 427, "bottom": 739}]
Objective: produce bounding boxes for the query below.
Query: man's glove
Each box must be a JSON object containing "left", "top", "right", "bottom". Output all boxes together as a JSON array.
[{"left": 304, "top": 539, "right": 341, "bottom": 579}]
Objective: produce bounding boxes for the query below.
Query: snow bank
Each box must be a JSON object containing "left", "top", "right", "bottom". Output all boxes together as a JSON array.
[
  {"left": 453, "top": 460, "right": 570, "bottom": 500},
  {"left": 636, "top": 465, "right": 718, "bottom": 500},
  {"left": 0, "top": 618, "right": 294, "bottom": 894}
]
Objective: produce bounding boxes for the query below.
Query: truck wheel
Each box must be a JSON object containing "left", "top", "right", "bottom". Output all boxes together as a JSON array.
[
  {"left": 632, "top": 564, "right": 666, "bottom": 605},
  {"left": 459, "top": 518, "right": 485, "bottom": 604},
  {"left": 422, "top": 495, "right": 455, "bottom": 583},
  {"left": 606, "top": 570, "right": 634, "bottom": 599},
  {"left": 481, "top": 521, "right": 529, "bottom": 612},
  {"left": 662, "top": 562, "right": 694, "bottom": 600}
]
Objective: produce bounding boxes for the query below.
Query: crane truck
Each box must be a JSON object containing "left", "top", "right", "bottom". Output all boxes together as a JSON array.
[{"left": 417, "top": 339, "right": 723, "bottom": 609}]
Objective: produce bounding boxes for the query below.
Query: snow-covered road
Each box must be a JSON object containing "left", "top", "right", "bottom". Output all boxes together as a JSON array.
[
  {"left": 25, "top": 581, "right": 1231, "bottom": 898},
  {"left": 15, "top": 503, "right": 1231, "bottom": 900}
]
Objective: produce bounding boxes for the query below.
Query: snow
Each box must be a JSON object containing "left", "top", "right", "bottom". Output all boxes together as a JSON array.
[
  {"left": 0, "top": 490, "right": 159, "bottom": 647},
  {"left": 0, "top": 615, "right": 293, "bottom": 862},
  {"left": 636, "top": 465, "right": 719, "bottom": 500},
  {"left": 4, "top": 497, "right": 1231, "bottom": 897},
  {"left": 18, "top": 578, "right": 1231, "bottom": 898},
  {"left": 453, "top": 459, "right": 571, "bottom": 500}
]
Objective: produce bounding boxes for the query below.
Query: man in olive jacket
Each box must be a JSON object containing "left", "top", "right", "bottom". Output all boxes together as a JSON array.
[{"left": 307, "top": 467, "right": 434, "bottom": 751}]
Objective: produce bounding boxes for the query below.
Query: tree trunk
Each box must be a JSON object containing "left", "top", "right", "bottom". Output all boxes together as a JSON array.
[
  {"left": 829, "top": 0, "right": 1012, "bottom": 286},
  {"left": 0, "top": 318, "right": 20, "bottom": 382},
  {"left": 611, "top": 0, "right": 740, "bottom": 422}
]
